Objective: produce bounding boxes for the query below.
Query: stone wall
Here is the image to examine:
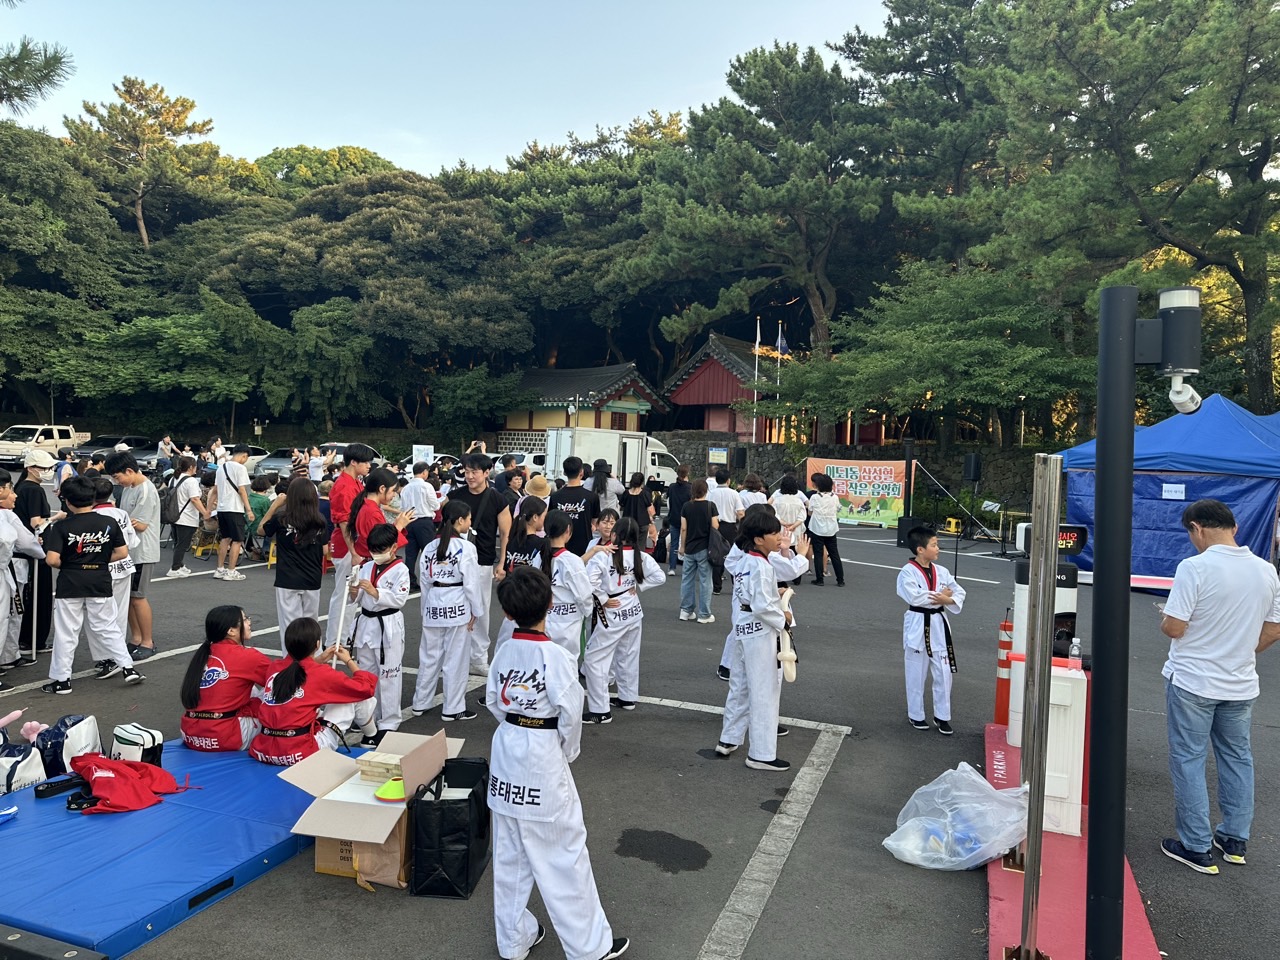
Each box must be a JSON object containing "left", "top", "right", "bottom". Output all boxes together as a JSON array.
[{"left": 652, "top": 430, "right": 1046, "bottom": 507}]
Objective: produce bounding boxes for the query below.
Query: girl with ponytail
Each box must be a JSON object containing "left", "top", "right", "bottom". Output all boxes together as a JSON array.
[
  {"left": 249, "top": 617, "right": 379, "bottom": 766},
  {"left": 493, "top": 498, "right": 552, "bottom": 651},
  {"left": 545, "top": 509, "right": 612, "bottom": 658},
  {"left": 412, "top": 501, "right": 486, "bottom": 722},
  {"left": 346, "top": 467, "right": 413, "bottom": 563},
  {"left": 180, "top": 605, "right": 273, "bottom": 752},
  {"left": 582, "top": 517, "right": 666, "bottom": 723}
]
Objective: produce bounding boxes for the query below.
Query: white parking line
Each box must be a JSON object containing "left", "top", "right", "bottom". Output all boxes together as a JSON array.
[
  {"left": 837, "top": 557, "right": 1002, "bottom": 585},
  {"left": 151, "top": 562, "right": 268, "bottom": 583}
]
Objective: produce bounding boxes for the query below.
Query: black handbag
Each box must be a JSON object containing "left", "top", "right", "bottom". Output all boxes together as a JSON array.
[
  {"left": 708, "top": 527, "right": 731, "bottom": 565},
  {"left": 653, "top": 523, "right": 669, "bottom": 564},
  {"left": 408, "top": 756, "right": 492, "bottom": 899}
]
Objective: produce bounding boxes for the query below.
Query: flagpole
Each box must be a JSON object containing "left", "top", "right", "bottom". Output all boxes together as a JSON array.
[
  {"left": 752, "top": 318, "right": 760, "bottom": 444},
  {"left": 776, "top": 322, "right": 783, "bottom": 442}
]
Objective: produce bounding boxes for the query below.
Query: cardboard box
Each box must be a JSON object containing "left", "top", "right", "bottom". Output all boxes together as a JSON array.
[{"left": 279, "top": 731, "right": 463, "bottom": 889}]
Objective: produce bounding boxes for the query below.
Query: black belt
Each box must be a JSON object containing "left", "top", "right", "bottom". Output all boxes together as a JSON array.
[
  {"left": 431, "top": 580, "right": 462, "bottom": 587},
  {"left": 185, "top": 710, "right": 232, "bottom": 720},
  {"left": 909, "top": 604, "right": 957, "bottom": 673},
  {"left": 261, "top": 725, "right": 313, "bottom": 738},
  {"left": 505, "top": 714, "right": 558, "bottom": 730},
  {"left": 359, "top": 606, "right": 399, "bottom": 662},
  {"left": 608, "top": 590, "right": 631, "bottom": 598},
  {"left": 740, "top": 603, "right": 751, "bottom": 612}
]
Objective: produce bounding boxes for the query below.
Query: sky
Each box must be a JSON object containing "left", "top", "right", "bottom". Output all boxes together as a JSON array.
[{"left": 6, "top": 0, "right": 888, "bottom": 174}]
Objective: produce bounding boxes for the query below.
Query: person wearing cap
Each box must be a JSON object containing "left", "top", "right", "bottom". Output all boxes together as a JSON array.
[
  {"left": 14, "top": 449, "right": 60, "bottom": 656},
  {"left": 213, "top": 443, "right": 255, "bottom": 582},
  {"left": 0, "top": 467, "right": 45, "bottom": 679},
  {"left": 584, "top": 460, "right": 624, "bottom": 514}
]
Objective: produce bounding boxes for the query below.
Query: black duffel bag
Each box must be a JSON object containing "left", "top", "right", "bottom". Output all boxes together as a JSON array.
[{"left": 408, "top": 756, "right": 491, "bottom": 899}]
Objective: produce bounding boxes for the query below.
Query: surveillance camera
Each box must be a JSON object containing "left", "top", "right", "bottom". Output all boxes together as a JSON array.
[{"left": 1168, "top": 375, "right": 1201, "bottom": 415}]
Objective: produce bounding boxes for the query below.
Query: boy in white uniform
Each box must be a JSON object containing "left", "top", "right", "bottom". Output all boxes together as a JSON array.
[
  {"left": 350, "top": 524, "right": 411, "bottom": 740},
  {"left": 897, "top": 526, "right": 966, "bottom": 735},
  {"left": 0, "top": 471, "right": 44, "bottom": 680},
  {"left": 486, "top": 565, "right": 629, "bottom": 960}
]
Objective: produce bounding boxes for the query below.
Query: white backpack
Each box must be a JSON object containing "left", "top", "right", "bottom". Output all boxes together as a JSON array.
[
  {"left": 0, "top": 740, "right": 46, "bottom": 795},
  {"left": 111, "top": 723, "right": 164, "bottom": 766}
]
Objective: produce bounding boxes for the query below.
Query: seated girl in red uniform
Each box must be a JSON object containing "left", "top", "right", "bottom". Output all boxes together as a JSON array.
[
  {"left": 249, "top": 617, "right": 378, "bottom": 766},
  {"left": 180, "top": 605, "right": 273, "bottom": 751}
]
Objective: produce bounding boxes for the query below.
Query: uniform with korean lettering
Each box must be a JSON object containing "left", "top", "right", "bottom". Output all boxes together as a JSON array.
[
  {"left": 250, "top": 654, "right": 377, "bottom": 765},
  {"left": 411, "top": 501, "right": 487, "bottom": 720},
  {"left": 493, "top": 499, "right": 550, "bottom": 652},
  {"left": 548, "top": 547, "right": 594, "bottom": 658},
  {"left": 717, "top": 532, "right": 793, "bottom": 768},
  {"left": 717, "top": 541, "right": 809, "bottom": 677},
  {"left": 582, "top": 519, "right": 666, "bottom": 719},
  {"left": 352, "top": 547, "right": 411, "bottom": 732},
  {"left": 182, "top": 641, "right": 271, "bottom": 750},
  {"left": 485, "top": 566, "right": 626, "bottom": 960},
  {"left": 897, "top": 527, "right": 966, "bottom": 733}
]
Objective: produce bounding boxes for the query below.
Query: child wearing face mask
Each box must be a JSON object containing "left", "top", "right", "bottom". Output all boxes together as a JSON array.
[{"left": 350, "top": 523, "right": 411, "bottom": 744}]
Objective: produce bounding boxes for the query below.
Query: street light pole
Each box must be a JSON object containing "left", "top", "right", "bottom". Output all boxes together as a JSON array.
[{"left": 1018, "top": 395, "right": 1026, "bottom": 448}]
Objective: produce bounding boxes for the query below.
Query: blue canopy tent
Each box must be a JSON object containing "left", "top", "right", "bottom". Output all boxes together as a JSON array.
[{"left": 1058, "top": 394, "right": 1280, "bottom": 578}]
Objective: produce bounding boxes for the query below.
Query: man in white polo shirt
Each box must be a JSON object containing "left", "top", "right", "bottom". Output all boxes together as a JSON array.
[{"left": 1159, "top": 498, "right": 1280, "bottom": 874}]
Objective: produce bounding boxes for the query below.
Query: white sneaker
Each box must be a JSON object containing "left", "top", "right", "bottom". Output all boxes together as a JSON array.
[
  {"left": 697, "top": 614, "right": 716, "bottom": 624},
  {"left": 212, "top": 567, "right": 227, "bottom": 579},
  {"left": 469, "top": 662, "right": 489, "bottom": 677},
  {"left": 165, "top": 567, "right": 192, "bottom": 578},
  {"left": 222, "top": 569, "right": 246, "bottom": 581},
  {"left": 665, "top": 569, "right": 674, "bottom": 577},
  {"left": 679, "top": 610, "right": 696, "bottom": 621}
]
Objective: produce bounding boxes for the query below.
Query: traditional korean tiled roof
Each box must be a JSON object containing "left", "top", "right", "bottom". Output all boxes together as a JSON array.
[
  {"left": 517, "top": 363, "right": 669, "bottom": 413},
  {"left": 663, "top": 333, "right": 761, "bottom": 392}
]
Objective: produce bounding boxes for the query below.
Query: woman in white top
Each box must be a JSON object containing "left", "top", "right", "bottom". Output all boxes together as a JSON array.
[
  {"left": 739, "top": 474, "right": 769, "bottom": 509},
  {"left": 583, "top": 459, "right": 625, "bottom": 513},
  {"left": 770, "top": 475, "right": 809, "bottom": 586},
  {"left": 167, "top": 455, "right": 210, "bottom": 577},
  {"left": 805, "top": 474, "right": 845, "bottom": 586}
]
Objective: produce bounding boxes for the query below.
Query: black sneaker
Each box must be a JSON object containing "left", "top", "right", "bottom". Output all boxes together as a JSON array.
[
  {"left": 812, "top": 579, "right": 824, "bottom": 586},
  {"left": 533, "top": 922, "right": 546, "bottom": 947},
  {"left": 777, "top": 725, "right": 789, "bottom": 737},
  {"left": 609, "top": 697, "right": 636, "bottom": 711},
  {"left": 745, "top": 756, "right": 790, "bottom": 771},
  {"left": 908, "top": 716, "right": 930, "bottom": 730},
  {"left": 583, "top": 711, "right": 613, "bottom": 725},
  {"left": 716, "top": 665, "right": 731, "bottom": 681},
  {"left": 597, "top": 938, "right": 630, "bottom": 960},
  {"left": 41, "top": 679, "right": 72, "bottom": 695},
  {"left": 128, "top": 643, "right": 157, "bottom": 661},
  {"left": 442, "top": 710, "right": 478, "bottom": 721},
  {"left": 1213, "top": 832, "right": 1247, "bottom": 865},
  {"left": 1161, "top": 838, "right": 1218, "bottom": 874},
  {"left": 360, "top": 731, "right": 387, "bottom": 748},
  {"left": 0, "top": 679, "right": 10, "bottom": 691},
  {"left": 934, "top": 718, "right": 954, "bottom": 736},
  {"left": 121, "top": 667, "right": 145, "bottom": 685},
  {"left": 94, "top": 659, "right": 122, "bottom": 680},
  {"left": 714, "top": 741, "right": 739, "bottom": 756},
  {"left": 14, "top": 655, "right": 37, "bottom": 667}
]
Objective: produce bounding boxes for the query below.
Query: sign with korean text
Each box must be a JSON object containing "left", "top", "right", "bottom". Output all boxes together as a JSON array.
[{"left": 805, "top": 458, "right": 917, "bottom": 529}]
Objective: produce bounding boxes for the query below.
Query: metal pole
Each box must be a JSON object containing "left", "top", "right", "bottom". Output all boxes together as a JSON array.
[
  {"left": 902, "top": 438, "right": 915, "bottom": 516},
  {"left": 1017, "top": 453, "right": 1063, "bottom": 959},
  {"left": 1085, "top": 286, "right": 1138, "bottom": 960}
]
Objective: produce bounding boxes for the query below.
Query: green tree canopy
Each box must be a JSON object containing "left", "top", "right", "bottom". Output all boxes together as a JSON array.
[{"left": 0, "top": 0, "right": 71, "bottom": 115}]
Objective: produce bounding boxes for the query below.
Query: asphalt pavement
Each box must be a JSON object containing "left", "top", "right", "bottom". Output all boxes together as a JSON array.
[{"left": 2, "top": 514, "right": 1277, "bottom": 960}]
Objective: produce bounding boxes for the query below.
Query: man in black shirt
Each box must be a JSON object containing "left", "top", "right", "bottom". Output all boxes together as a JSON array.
[
  {"left": 443, "top": 453, "right": 511, "bottom": 674},
  {"left": 663, "top": 464, "right": 692, "bottom": 575},
  {"left": 14, "top": 450, "right": 59, "bottom": 657},
  {"left": 41, "top": 477, "right": 144, "bottom": 695},
  {"left": 549, "top": 456, "right": 600, "bottom": 557}
]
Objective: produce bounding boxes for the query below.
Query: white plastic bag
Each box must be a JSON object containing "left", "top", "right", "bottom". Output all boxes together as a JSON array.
[{"left": 882, "top": 762, "right": 1029, "bottom": 871}]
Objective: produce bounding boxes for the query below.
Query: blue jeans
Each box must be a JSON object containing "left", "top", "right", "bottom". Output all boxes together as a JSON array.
[
  {"left": 668, "top": 525, "right": 681, "bottom": 573},
  {"left": 680, "top": 549, "right": 712, "bottom": 618},
  {"left": 1165, "top": 678, "right": 1255, "bottom": 851}
]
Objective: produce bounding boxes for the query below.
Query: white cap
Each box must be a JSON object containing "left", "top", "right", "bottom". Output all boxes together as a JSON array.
[
  {"left": 113, "top": 442, "right": 131, "bottom": 452},
  {"left": 23, "top": 449, "right": 56, "bottom": 468}
]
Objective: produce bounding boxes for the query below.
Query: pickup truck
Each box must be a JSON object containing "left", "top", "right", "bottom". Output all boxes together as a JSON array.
[{"left": 0, "top": 424, "right": 91, "bottom": 467}]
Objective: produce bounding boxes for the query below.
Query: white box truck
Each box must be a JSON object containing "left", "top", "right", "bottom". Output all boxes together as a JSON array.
[{"left": 541, "top": 428, "right": 680, "bottom": 490}]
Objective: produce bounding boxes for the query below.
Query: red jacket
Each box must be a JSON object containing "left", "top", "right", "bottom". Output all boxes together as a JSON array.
[
  {"left": 249, "top": 657, "right": 377, "bottom": 766},
  {"left": 181, "top": 640, "right": 273, "bottom": 751},
  {"left": 328, "top": 472, "right": 362, "bottom": 559},
  {"left": 70, "top": 754, "right": 179, "bottom": 813},
  {"left": 352, "top": 498, "right": 407, "bottom": 561}
]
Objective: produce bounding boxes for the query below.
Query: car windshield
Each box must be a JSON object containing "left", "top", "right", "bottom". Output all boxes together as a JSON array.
[
  {"left": 0, "top": 427, "right": 39, "bottom": 442},
  {"left": 93, "top": 436, "right": 124, "bottom": 447},
  {"left": 270, "top": 449, "right": 293, "bottom": 458}
]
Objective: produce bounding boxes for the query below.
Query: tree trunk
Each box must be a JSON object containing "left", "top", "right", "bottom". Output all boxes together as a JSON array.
[
  {"left": 10, "top": 378, "right": 52, "bottom": 420},
  {"left": 1240, "top": 253, "right": 1274, "bottom": 412},
  {"left": 134, "top": 184, "right": 150, "bottom": 250},
  {"left": 228, "top": 400, "right": 236, "bottom": 441},
  {"left": 395, "top": 395, "right": 416, "bottom": 430}
]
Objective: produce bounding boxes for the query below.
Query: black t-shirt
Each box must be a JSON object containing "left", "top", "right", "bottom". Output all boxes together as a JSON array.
[
  {"left": 14, "top": 478, "right": 49, "bottom": 532},
  {"left": 549, "top": 485, "right": 600, "bottom": 556},
  {"left": 44, "top": 511, "right": 125, "bottom": 598},
  {"left": 681, "top": 500, "right": 718, "bottom": 554},
  {"left": 665, "top": 480, "right": 691, "bottom": 526},
  {"left": 505, "top": 534, "right": 548, "bottom": 573},
  {"left": 446, "top": 486, "right": 508, "bottom": 566},
  {"left": 619, "top": 488, "right": 653, "bottom": 529},
  {"left": 264, "top": 517, "right": 325, "bottom": 590}
]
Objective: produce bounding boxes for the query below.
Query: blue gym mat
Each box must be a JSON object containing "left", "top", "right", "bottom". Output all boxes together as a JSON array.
[{"left": 0, "top": 743, "right": 316, "bottom": 958}]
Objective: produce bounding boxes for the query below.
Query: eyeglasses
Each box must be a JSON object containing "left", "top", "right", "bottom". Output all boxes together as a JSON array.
[{"left": 241, "top": 617, "right": 252, "bottom": 626}]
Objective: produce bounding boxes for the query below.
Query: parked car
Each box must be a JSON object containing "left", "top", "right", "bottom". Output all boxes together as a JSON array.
[
  {"left": 318, "top": 442, "right": 386, "bottom": 468},
  {"left": 71, "top": 434, "right": 154, "bottom": 460},
  {"left": 0, "top": 424, "right": 89, "bottom": 467},
  {"left": 253, "top": 447, "right": 301, "bottom": 479}
]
